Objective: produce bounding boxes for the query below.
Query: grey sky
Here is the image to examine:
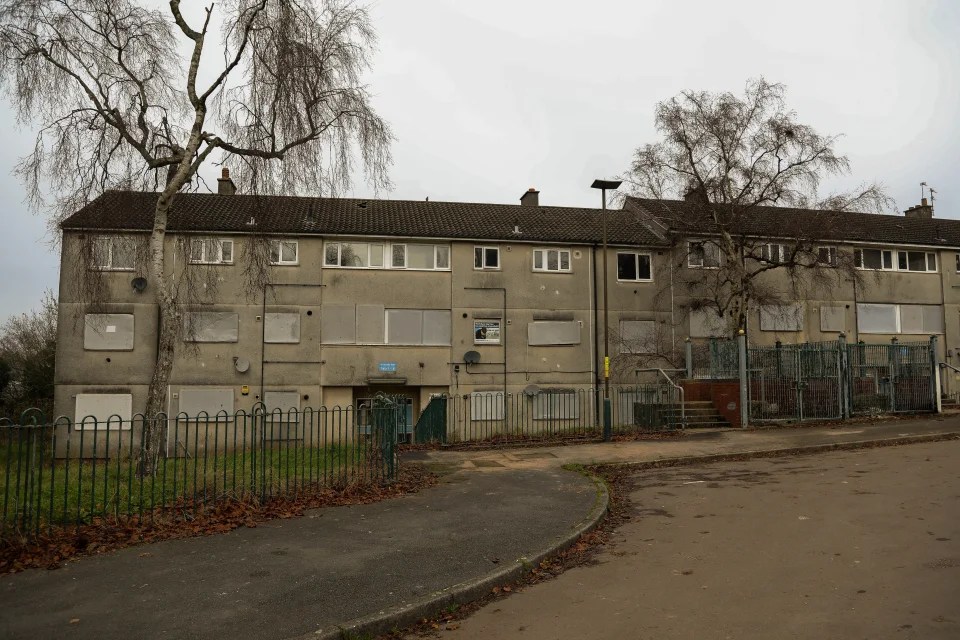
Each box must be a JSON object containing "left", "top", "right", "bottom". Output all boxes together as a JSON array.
[{"left": 1, "top": 0, "right": 957, "bottom": 319}]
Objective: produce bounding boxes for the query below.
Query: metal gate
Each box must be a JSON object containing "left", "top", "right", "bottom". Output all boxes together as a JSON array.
[
  {"left": 847, "top": 341, "right": 937, "bottom": 414},
  {"left": 748, "top": 341, "right": 843, "bottom": 422},
  {"left": 414, "top": 395, "right": 447, "bottom": 443}
]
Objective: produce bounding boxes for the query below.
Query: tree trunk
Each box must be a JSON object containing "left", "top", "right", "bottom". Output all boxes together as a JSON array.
[{"left": 139, "top": 189, "right": 181, "bottom": 476}]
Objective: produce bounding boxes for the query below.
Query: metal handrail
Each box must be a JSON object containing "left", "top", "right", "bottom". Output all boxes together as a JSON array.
[
  {"left": 635, "top": 368, "right": 686, "bottom": 429},
  {"left": 939, "top": 361, "right": 960, "bottom": 375}
]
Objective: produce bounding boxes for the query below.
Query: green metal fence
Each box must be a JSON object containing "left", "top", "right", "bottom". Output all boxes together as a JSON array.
[
  {"left": 847, "top": 340, "right": 937, "bottom": 414},
  {"left": 748, "top": 341, "right": 844, "bottom": 422},
  {"left": 413, "top": 385, "right": 682, "bottom": 445},
  {"left": 0, "top": 400, "right": 402, "bottom": 541},
  {"left": 746, "top": 338, "right": 938, "bottom": 423},
  {"left": 691, "top": 338, "right": 739, "bottom": 379}
]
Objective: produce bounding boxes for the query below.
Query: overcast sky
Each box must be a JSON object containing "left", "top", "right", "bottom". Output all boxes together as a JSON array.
[{"left": 1, "top": 0, "right": 957, "bottom": 319}]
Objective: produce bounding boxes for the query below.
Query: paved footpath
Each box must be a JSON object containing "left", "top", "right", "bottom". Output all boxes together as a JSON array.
[{"left": 1, "top": 414, "right": 958, "bottom": 640}]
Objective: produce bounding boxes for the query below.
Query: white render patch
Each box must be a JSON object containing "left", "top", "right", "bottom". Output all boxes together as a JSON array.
[
  {"left": 177, "top": 387, "right": 235, "bottom": 418},
  {"left": 264, "top": 313, "right": 301, "bottom": 344},
  {"left": 183, "top": 312, "right": 239, "bottom": 342},
  {"left": 75, "top": 393, "right": 133, "bottom": 430},
  {"left": 83, "top": 314, "right": 134, "bottom": 350},
  {"left": 527, "top": 320, "right": 580, "bottom": 346}
]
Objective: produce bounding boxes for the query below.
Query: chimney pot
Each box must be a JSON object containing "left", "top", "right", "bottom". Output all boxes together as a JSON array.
[
  {"left": 520, "top": 187, "right": 540, "bottom": 207},
  {"left": 904, "top": 198, "right": 934, "bottom": 219},
  {"left": 218, "top": 167, "right": 237, "bottom": 196}
]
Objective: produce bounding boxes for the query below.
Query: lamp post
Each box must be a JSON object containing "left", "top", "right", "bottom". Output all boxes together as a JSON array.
[{"left": 591, "top": 178, "right": 622, "bottom": 441}]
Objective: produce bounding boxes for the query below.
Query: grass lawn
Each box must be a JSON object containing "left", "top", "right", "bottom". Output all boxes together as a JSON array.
[{"left": 0, "top": 438, "right": 384, "bottom": 536}]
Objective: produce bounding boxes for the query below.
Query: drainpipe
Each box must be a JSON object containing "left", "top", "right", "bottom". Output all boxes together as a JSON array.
[{"left": 591, "top": 243, "right": 600, "bottom": 422}]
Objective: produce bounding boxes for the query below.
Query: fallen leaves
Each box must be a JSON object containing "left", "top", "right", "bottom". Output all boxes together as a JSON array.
[{"left": 0, "top": 465, "right": 438, "bottom": 575}]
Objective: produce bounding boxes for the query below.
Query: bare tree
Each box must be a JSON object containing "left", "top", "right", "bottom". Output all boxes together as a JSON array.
[
  {"left": 0, "top": 291, "right": 58, "bottom": 418},
  {"left": 0, "top": 0, "right": 391, "bottom": 471},
  {"left": 622, "top": 78, "right": 891, "bottom": 334}
]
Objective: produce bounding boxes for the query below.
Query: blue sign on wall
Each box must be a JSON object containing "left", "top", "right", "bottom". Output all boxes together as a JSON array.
[{"left": 378, "top": 362, "right": 398, "bottom": 373}]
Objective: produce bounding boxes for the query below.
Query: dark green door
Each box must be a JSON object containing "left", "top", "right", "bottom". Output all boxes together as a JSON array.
[{"left": 415, "top": 396, "right": 447, "bottom": 444}]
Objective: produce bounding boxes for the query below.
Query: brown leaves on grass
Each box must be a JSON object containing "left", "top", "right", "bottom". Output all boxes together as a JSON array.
[{"left": 0, "top": 465, "right": 437, "bottom": 575}]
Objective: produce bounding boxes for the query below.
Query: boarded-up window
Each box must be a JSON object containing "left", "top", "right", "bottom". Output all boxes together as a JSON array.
[
  {"left": 178, "top": 387, "right": 234, "bottom": 418},
  {"left": 263, "top": 391, "right": 301, "bottom": 440},
  {"left": 386, "top": 309, "right": 422, "bottom": 344},
  {"left": 263, "top": 391, "right": 300, "bottom": 413},
  {"left": 184, "top": 312, "right": 239, "bottom": 342},
  {"left": 264, "top": 313, "right": 300, "bottom": 343},
  {"left": 759, "top": 304, "right": 804, "bottom": 332},
  {"left": 820, "top": 306, "right": 846, "bottom": 332},
  {"left": 357, "top": 304, "right": 385, "bottom": 343},
  {"left": 857, "top": 304, "right": 898, "bottom": 334},
  {"left": 899, "top": 305, "right": 944, "bottom": 334},
  {"left": 422, "top": 310, "right": 451, "bottom": 345},
  {"left": 470, "top": 392, "right": 504, "bottom": 420},
  {"left": 527, "top": 321, "right": 580, "bottom": 346},
  {"left": 689, "top": 309, "right": 726, "bottom": 338},
  {"left": 321, "top": 305, "right": 356, "bottom": 344},
  {"left": 84, "top": 314, "right": 135, "bottom": 350},
  {"left": 619, "top": 320, "right": 656, "bottom": 354},
  {"left": 533, "top": 390, "right": 580, "bottom": 420},
  {"left": 75, "top": 393, "right": 132, "bottom": 430}
]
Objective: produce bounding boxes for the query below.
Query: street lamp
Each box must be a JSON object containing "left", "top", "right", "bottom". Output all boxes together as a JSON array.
[{"left": 591, "top": 178, "right": 622, "bottom": 441}]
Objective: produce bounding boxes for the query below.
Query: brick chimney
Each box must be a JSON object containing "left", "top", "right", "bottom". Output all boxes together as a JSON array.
[
  {"left": 520, "top": 187, "right": 539, "bottom": 207},
  {"left": 904, "top": 197, "right": 933, "bottom": 219},
  {"left": 218, "top": 167, "right": 237, "bottom": 196}
]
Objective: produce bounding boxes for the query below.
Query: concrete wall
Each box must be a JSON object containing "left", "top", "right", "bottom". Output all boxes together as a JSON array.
[{"left": 54, "top": 227, "right": 960, "bottom": 432}]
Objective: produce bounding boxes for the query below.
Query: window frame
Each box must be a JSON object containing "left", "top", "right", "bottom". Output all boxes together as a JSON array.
[
  {"left": 324, "top": 241, "right": 450, "bottom": 271},
  {"left": 269, "top": 239, "right": 299, "bottom": 266},
  {"left": 189, "top": 237, "right": 234, "bottom": 265},
  {"left": 687, "top": 240, "right": 721, "bottom": 269},
  {"left": 532, "top": 248, "right": 572, "bottom": 273},
  {"left": 759, "top": 243, "right": 788, "bottom": 264},
  {"left": 324, "top": 241, "right": 385, "bottom": 269},
  {"left": 91, "top": 235, "right": 137, "bottom": 271},
  {"left": 854, "top": 247, "right": 937, "bottom": 273},
  {"left": 474, "top": 246, "right": 501, "bottom": 270},
  {"left": 816, "top": 246, "right": 837, "bottom": 266},
  {"left": 896, "top": 250, "right": 937, "bottom": 273},
  {"left": 615, "top": 251, "right": 653, "bottom": 282}
]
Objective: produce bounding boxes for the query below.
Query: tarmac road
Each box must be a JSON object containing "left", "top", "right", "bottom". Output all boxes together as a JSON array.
[{"left": 428, "top": 440, "right": 960, "bottom": 640}]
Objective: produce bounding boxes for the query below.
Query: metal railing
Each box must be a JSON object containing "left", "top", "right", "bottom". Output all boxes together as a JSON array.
[
  {"left": 414, "top": 385, "right": 682, "bottom": 445},
  {"left": 0, "top": 400, "right": 403, "bottom": 540}
]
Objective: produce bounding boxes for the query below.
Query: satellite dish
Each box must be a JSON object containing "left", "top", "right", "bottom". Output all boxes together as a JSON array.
[
  {"left": 131, "top": 277, "right": 148, "bottom": 293},
  {"left": 463, "top": 350, "right": 481, "bottom": 364},
  {"left": 234, "top": 357, "right": 250, "bottom": 373},
  {"left": 523, "top": 384, "right": 540, "bottom": 397}
]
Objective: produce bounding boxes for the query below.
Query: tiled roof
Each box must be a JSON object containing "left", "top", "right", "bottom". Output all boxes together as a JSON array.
[
  {"left": 60, "top": 190, "right": 668, "bottom": 247},
  {"left": 626, "top": 197, "right": 960, "bottom": 247}
]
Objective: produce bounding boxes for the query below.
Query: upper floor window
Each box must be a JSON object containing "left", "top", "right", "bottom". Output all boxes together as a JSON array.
[
  {"left": 817, "top": 246, "right": 837, "bottom": 266},
  {"left": 616, "top": 252, "right": 652, "bottom": 281},
  {"left": 854, "top": 248, "right": 893, "bottom": 270},
  {"left": 897, "top": 250, "right": 937, "bottom": 272},
  {"left": 189, "top": 238, "right": 233, "bottom": 265},
  {"left": 391, "top": 243, "right": 450, "bottom": 270},
  {"left": 759, "top": 243, "right": 788, "bottom": 264},
  {"left": 92, "top": 236, "right": 136, "bottom": 271},
  {"left": 325, "top": 241, "right": 384, "bottom": 268},
  {"left": 688, "top": 241, "right": 720, "bottom": 268},
  {"left": 474, "top": 246, "right": 500, "bottom": 270},
  {"left": 323, "top": 241, "right": 449, "bottom": 270},
  {"left": 855, "top": 248, "right": 936, "bottom": 272},
  {"left": 269, "top": 240, "right": 298, "bottom": 265},
  {"left": 533, "top": 248, "right": 571, "bottom": 272}
]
